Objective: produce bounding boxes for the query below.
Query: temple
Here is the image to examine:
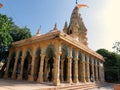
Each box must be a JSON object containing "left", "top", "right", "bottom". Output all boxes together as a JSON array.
[{"left": 4, "top": 5, "right": 105, "bottom": 87}]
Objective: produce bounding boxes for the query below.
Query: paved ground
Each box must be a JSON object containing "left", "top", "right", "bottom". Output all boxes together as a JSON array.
[
  {"left": 90, "top": 84, "right": 114, "bottom": 90},
  {"left": 0, "top": 79, "right": 114, "bottom": 90}
]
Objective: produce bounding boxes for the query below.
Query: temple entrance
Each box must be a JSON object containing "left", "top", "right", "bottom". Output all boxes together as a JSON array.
[
  {"left": 89, "top": 59, "right": 93, "bottom": 82},
  {"left": 61, "top": 45, "right": 68, "bottom": 82},
  {"left": 16, "top": 51, "right": 22, "bottom": 79},
  {"left": 44, "top": 44, "right": 55, "bottom": 82},
  {"left": 63, "top": 57, "right": 68, "bottom": 82},
  {"left": 47, "top": 57, "right": 54, "bottom": 82},
  {"left": 8, "top": 52, "right": 16, "bottom": 78},
  {"left": 23, "top": 51, "right": 32, "bottom": 80}
]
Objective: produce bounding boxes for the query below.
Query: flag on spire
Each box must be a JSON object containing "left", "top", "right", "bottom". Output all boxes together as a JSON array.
[
  {"left": 77, "top": 4, "right": 89, "bottom": 9},
  {"left": 0, "top": 3, "right": 3, "bottom": 8}
]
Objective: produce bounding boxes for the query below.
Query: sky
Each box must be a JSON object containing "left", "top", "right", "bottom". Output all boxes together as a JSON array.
[{"left": 0, "top": 0, "right": 120, "bottom": 51}]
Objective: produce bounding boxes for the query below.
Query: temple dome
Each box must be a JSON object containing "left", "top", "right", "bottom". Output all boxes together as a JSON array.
[{"left": 64, "top": 6, "right": 88, "bottom": 46}]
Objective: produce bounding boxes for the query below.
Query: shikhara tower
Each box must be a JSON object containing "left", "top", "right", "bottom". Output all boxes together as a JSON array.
[{"left": 63, "top": 6, "right": 88, "bottom": 46}]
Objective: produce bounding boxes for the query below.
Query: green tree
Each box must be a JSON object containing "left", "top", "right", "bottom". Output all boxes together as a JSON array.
[
  {"left": 10, "top": 25, "right": 31, "bottom": 42},
  {"left": 96, "top": 49, "right": 120, "bottom": 83},
  {"left": 0, "top": 14, "right": 13, "bottom": 52},
  {"left": 0, "top": 14, "right": 32, "bottom": 77}
]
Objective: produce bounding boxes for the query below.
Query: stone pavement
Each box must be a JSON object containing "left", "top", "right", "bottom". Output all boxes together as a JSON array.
[
  {"left": 0, "top": 79, "right": 56, "bottom": 90},
  {"left": 0, "top": 79, "right": 114, "bottom": 90},
  {"left": 90, "top": 84, "right": 114, "bottom": 90}
]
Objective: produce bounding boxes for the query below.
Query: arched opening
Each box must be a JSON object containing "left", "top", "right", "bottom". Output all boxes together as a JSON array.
[
  {"left": 70, "top": 30, "right": 72, "bottom": 34},
  {"left": 78, "top": 52, "right": 82, "bottom": 82},
  {"left": 72, "top": 49, "right": 75, "bottom": 82},
  {"left": 8, "top": 52, "right": 16, "bottom": 78},
  {"left": 16, "top": 51, "right": 22, "bottom": 79},
  {"left": 89, "top": 59, "right": 93, "bottom": 82},
  {"left": 63, "top": 57, "right": 68, "bottom": 82},
  {"left": 23, "top": 51, "right": 32, "bottom": 80},
  {"left": 44, "top": 44, "right": 55, "bottom": 82},
  {"left": 61, "top": 45, "right": 68, "bottom": 83},
  {"left": 34, "top": 47, "right": 41, "bottom": 81}
]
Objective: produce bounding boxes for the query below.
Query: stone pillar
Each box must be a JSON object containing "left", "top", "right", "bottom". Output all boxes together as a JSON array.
[
  {"left": 95, "top": 60, "right": 98, "bottom": 81},
  {"left": 28, "top": 54, "right": 35, "bottom": 81},
  {"left": 80, "top": 53, "right": 86, "bottom": 82},
  {"left": 86, "top": 56, "right": 90, "bottom": 82},
  {"left": 4, "top": 56, "right": 11, "bottom": 78},
  {"left": 91, "top": 57, "right": 95, "bottom": 82},
  {"left": 53, "top": 52, "right": 61, "bottom": 85},
  {"left": 37, "top": 53, "right": 45, "bottom": 83},
  {"left": 60, "top": 59, "right": 64, "bottom": 82},
  {"left": 11, "top": 52, "right": 19, "bottom": 79},
  {"left": 44, "top": 57, "right": 49, "bottom": 82},
  {"left": 99, "top": 61, "right": 105, "bottom": 82},
  {"left": 17, "top": 55, "right": 25, "bottom": 80},
  {"left": 73, "top": 50, "right": 79, "bottom": 83},
  {"left": 67, "top": 47, "right": 72, "bottom": 83}
]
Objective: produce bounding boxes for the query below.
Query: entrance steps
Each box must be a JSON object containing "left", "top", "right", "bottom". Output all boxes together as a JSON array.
[{"left": 57, "top": 82, "right": 104, "bottom": 90}]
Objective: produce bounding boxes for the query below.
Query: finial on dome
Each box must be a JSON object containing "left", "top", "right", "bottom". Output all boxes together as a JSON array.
[
  {"left": 36, "top": 26, "right": 41, "bottom": 36},
  {"left": 53, "top": 23, "right": 58, "bottom": 30},
  {"left": 76, "top": 0, "right": 78, "bottom": 4},
  {"left": 63, "top": 21, "right": 68, "bottom": 33}
]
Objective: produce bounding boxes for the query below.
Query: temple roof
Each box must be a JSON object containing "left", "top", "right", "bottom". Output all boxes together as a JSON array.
[{"left": 12, "top": 30, "right": 104, "bottom": 61}]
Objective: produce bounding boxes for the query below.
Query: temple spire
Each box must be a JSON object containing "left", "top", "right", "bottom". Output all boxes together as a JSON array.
[
  {"left": 65, "top": 4, "right": 88, "bottom": 45},
  {"left": 36, "top": 26, "right": 41, "bottom": 36},
  {"left": 53, "top": 23, "right": 58, "bottom": 30}
]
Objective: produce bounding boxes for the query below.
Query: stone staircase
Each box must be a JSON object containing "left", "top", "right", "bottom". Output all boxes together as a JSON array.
[{"left": 57, "top": 82, "right": 104, "bottom": 90}]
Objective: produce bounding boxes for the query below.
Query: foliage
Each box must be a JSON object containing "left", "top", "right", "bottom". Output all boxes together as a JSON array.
[
  {"left": 0, "top": 14, "right": 13, "bottom": 52},
  {"left": 10, "top": 25, "right": 31, "bottom": 42},
  {"left": 96, "top": 49, "right": 120, "bottom": 83},
  {"left": 0, "top": 14, "right": 31, "bottom": 62},
  {"left": 113, "top": 41, "right": 120, "bottom": 54}
]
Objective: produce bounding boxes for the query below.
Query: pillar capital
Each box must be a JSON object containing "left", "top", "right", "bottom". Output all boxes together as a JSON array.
[
  {"left": 74, "top": 58, "right": 79, "bottom": 61},
  {"left": 21, "top": 56, "right": 25, "bottom": 60},
  {"left": 67, "top": 56, "right": 72, "bottom": 60},
  {"left": 55, "top": 52, "right": 62, "bottom": 57},
  {"left": 40, "top": 53, "right": 45, "bottom": 57}
]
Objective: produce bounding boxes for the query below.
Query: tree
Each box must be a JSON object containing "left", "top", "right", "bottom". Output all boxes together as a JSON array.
[
  {"left": 10, "top": 25, "right": 31, "bottom": 42},
  {"left": 0, "top": 14, "right": 31, "bottom": 59},
  {"left": 96, "top": 49, "right": 120, "bottom": 83},
  {"left": 113, "top": 41, "right": 120, "bottom": 54},
  {"left": 0, "top": 14, "right": 32, "bottom": 77},
  {"left": 0, "top": 14, "right": 13, "bottom": 52}
]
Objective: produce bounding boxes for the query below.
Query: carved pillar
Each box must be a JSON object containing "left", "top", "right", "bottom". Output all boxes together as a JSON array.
[
  {"left": 99, "top": 61, "right": 105, "bottom": 82},
  {"left": 37, "top": 53, "right": 45, "bottom": 83},
  {"left": 53, "top": 52, "right": 61, "bottom": 85},
  {"left": 60, "top": 59, "right": 64, "bottom": 82},
  {"left": 11, "top": 51, "right": 19, "bottom": 79},
  {"left": 17, "top": 55, "right": 25, "bottom": 80},
  {"left": 86, "top": 56, "right": 90, "bottom": 82},
  {"left": 28, "top": 53, "right": 36, "bottom": 81},
  {"left": 17, "top": 49, "right": 26, "bottom": 80},
  {"left": 95, "top": 60, "right": 98, "bottom": 81},
  {"left": 67, "top": 47, "right": 72, "bottom": 83},
  {"left": 80, "top": 53, "right": 86, "bottom": 82},
  {"left": 73, "top": 50, "right": 79, "bottom": 83},
  {"left": 91, "top": 57, "right": 95, "bottom": 82},
  {"left": 4, "top": 54, "right": 11, "bottom": 78},
  {"left": 44, "top": 57, "right": 49, "bottom": 82}
]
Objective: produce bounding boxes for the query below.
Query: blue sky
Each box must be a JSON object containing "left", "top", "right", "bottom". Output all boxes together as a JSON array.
[{"left": 0, "top": 0, "right": 120, "bottom": 51}]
